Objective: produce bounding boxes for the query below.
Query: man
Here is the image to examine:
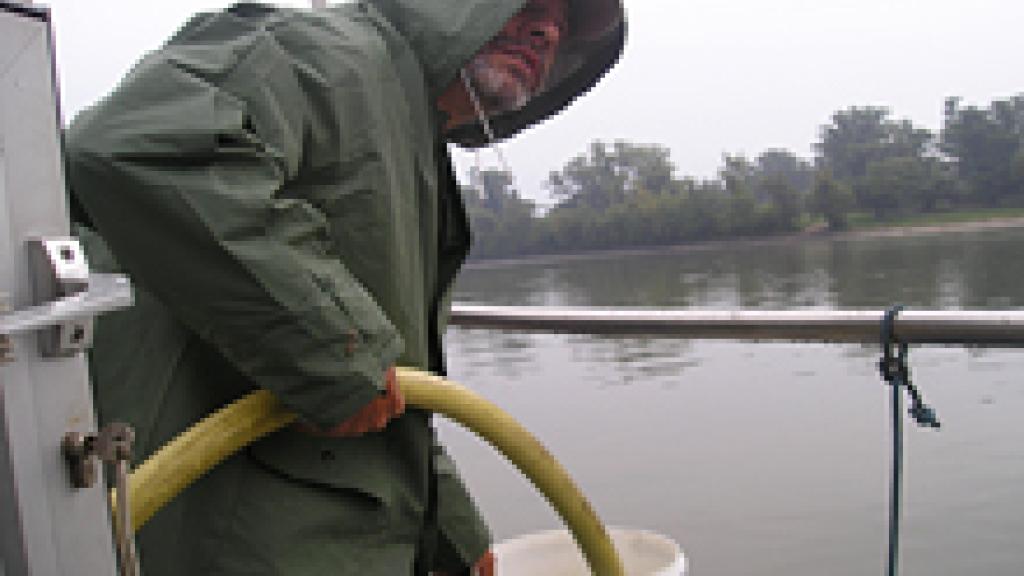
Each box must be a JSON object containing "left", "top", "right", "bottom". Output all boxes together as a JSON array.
[{"left": 65, "top": 0, "right": 625, "bottom": 574}]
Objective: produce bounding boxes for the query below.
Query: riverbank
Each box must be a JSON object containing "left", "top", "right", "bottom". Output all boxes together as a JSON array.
[
  {"left": 832, "top": 214, "right": 1024, "bottom": 240},
  {"left": 465, "top": 215, "right": 1024, "bottom": 269}
]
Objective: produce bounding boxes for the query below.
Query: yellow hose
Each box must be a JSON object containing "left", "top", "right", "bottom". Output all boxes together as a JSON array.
[{"left": 120, "top": 367, "right": 625, "bottom": 576}]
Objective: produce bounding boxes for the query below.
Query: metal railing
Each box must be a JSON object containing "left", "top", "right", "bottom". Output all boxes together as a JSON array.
[{"left": 449, "top": 305, "right": 1024, "bottom": 347}]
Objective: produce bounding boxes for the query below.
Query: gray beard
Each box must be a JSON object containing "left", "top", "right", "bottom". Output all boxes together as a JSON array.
[{"left": 464, "top": 54, "right": 532, "bottom": 115}]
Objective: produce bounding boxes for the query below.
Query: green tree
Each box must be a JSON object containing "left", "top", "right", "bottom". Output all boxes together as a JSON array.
[
  {"left": 719, "top": 152, "right": 808, "bottom": 233},
  {"left": 462, "top": 168, "right": 538, "bottom": 258},
  {"left": 815, "top": 106, "right": 894, "bottom": 184},
  {"left": 810, "top": 170, "right": 855, "bottom": 231},
  {"left": 547, "top": 141, "right": 626, "bottom": 210},
  {"left": 728, "top": 187, "right": 760, "bottom": 234},
  {"left": 815, "top": 106, "right": 934, "bottom": 212},
  {"left": 756, "top": 149, "right": 814, "bottom": 197},
  {"left": 547, "top": 141, "right": 677, "bottom": 208},
  {"left": 759, "top": 175, "right": 803, "bottom": 231},
  {"left": 543, "top": 141, "right": 685, "bottom": 252},
  {"left": 861, "top": 156, "right": 929, "bottom": 218},
  {"left": 611, "top": 140, "right": 676, "bottom": 196},
  {"left": 941, "top": 95, "right": 1024, "bottom": 206}
]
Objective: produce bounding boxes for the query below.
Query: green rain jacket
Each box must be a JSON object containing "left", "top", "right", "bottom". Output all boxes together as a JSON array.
[{"left": 65, "top": 1, "right": 625, "bottom": 574}]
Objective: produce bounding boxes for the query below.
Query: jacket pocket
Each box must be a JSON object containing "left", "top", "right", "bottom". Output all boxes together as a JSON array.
[
  {"left": 247, "top": 425, "right": 394, "bottom": 503},
  {"left": 211, "top": 430, "right": 396, "bottom": 563}
]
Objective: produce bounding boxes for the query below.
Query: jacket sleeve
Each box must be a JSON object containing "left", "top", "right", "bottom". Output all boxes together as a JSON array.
[{"left": 65, "top": 31, "right": 404, "bottom": 428}]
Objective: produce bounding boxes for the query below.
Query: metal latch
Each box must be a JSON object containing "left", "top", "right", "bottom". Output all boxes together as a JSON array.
[
  {"left": 62, "top": 424, "right": 140, "bottom": 576},
  {"left": 28, "top": 237, "right": 92, "bottom": 356},
  {"left": 0, "top": 238, "right": 132, "bottom": 357}
]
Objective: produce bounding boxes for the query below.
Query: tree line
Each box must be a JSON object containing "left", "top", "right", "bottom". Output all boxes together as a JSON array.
[{"left": 463, "top": 94, "right": 1024, "bottom": 259}]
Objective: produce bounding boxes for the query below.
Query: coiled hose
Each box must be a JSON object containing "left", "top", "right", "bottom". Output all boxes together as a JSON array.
[{"left": 120, "top": 367, "right": 625, "bottom": 575}]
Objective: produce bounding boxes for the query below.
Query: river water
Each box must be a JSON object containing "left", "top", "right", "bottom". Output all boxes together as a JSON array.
[{"left": 438, "top": 225, "right": 1024, "bottom": 576}]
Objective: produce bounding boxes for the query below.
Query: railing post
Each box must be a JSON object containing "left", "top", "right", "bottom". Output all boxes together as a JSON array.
[{"left": 0, "top": 5, "right": 131, "bottom": 574}]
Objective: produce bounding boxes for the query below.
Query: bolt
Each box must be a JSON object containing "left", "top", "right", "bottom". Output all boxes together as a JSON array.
[{"left": 0, "top": 335, "right": 12, "bottom": 363}]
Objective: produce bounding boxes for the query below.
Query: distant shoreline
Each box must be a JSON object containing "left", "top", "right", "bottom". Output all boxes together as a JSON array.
[
  {"left": 828, "top": 215, "right": 1024, "bottom": 240},
  {"left": 465, "top": 215, "right": 1024, "bottom": 269}
]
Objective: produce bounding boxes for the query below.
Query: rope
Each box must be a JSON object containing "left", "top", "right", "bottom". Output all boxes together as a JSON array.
[
  {"left": 459, "top": 68, "right": 520, "bottom": 197},
  {"left": 878, "top": 306, "right": 940, "bottom": 576}
]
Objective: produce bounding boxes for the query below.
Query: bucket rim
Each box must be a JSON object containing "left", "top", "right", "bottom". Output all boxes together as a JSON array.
[{"left": 494, "top": 526, "right": 687, "bottom": 576}]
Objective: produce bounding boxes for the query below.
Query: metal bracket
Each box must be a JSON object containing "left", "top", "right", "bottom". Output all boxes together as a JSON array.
[
  {"left": 0, "top": 272, "right": 132, "bottom": 337},
  {"left": 0, "top": 238, "right": 132, "bottom": 357},
  {"left": 27, "top": 237, "right": 92, "bottom": 357}
]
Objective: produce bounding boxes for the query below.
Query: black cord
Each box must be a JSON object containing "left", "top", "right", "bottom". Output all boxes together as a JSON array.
[
  {"left": 878, "top": 306, "right": 941, "bottom": 576},
  {"left": 879, "top": 306, "right": 904, "bottom": 576}
]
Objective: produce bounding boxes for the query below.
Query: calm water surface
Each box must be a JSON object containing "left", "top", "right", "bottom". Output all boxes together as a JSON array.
[{"left": 439, "top": 226, "right": 1024, "bottom": 576}]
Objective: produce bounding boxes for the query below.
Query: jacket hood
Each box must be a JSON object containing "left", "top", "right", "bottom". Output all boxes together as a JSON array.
[{"left": 363, "top": 0, "right": 626, "bottom": 146}]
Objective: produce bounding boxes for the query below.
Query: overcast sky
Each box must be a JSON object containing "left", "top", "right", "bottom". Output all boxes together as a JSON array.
[{"left": 44, "top": 0, "right": 1024, "bottom": 205}]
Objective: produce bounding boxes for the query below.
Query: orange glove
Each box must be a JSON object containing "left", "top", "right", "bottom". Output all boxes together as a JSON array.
[
  {"left": 471, "top": 550, "right": 495, "bottom": 576},
  {"left": 294, "top": 366, "right": 405, "bottom": 437},
  {"left": 433, "top": 549, "right": 494, "bottom": 576}
]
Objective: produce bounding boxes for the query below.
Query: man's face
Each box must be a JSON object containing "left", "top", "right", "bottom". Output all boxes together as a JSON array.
[{"left": 465, "top": 0, "right": 568, "bottom": 114}]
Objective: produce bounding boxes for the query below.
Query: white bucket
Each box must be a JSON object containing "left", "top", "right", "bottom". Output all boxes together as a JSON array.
[{"left": 494, "top": 527, "right": 686, "bottom": 575}]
